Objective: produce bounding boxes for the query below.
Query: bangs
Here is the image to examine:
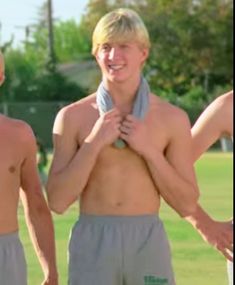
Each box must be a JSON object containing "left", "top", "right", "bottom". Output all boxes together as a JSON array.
[
  {"left": 92, "top": 8, "right": 150, "bottom": 54},
  {"left": 99, "top": 25, "right": 139, "bottom": 46}
]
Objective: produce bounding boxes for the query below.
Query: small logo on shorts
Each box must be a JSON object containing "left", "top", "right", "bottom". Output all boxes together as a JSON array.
[{"left": 144, "top": 275, "right": 168, "bottom": 285}]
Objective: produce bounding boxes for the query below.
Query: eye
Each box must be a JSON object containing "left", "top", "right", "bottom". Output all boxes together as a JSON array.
[
  {"left": 120, "top": 44, "right": 129, "bottom": 49},
  {"left": 100, "top": 44, "right": 111, "bottom": 52}
]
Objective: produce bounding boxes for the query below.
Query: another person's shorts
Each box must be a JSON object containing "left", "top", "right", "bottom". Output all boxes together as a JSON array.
[{"left": 0, "top": 232, "right": 27, "bottom": 285}]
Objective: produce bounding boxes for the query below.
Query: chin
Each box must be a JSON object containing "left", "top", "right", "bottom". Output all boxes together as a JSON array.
[{"left": 107, "top": 73, "right": 129, "bottom": 83}]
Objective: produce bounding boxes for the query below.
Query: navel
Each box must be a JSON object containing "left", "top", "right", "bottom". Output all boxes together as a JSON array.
[{"left": 116, "top": 202, "right": 123, "bottom": 207}]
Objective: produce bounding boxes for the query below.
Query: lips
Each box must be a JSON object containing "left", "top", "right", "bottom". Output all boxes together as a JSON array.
[{"left": 108, "top": 64, "right": 124, "bottom": 71}]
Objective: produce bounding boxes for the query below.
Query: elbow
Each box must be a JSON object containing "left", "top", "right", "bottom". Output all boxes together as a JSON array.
[
  {"left": 46, "top": 182, "right": 78, "bottom": 215},
  {"left": 47, "top": 198, "right": 67, "bottom": 215},
  {"left": 46, "top": 183, "right": 67, "bottom": 215}
]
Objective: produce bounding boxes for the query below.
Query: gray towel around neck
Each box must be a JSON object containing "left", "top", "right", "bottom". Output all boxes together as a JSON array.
[{"left": 96, "top": 76, "right": 150, "bottom": 149}]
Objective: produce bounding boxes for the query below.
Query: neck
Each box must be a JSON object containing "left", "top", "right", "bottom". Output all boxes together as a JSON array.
[{"left": 103, "top": 76, "right": 141, "bottom": 112}]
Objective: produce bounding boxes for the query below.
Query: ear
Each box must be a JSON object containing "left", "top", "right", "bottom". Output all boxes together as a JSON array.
[
  {"left": 140, "top": 48, "right": 149, "bottom": 66},
  {"left": 142, "top": 48, "right": 149, "bottom": 61}
]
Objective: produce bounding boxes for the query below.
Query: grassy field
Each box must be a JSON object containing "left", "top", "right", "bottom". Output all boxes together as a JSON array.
[{"left": 18, "top": 152, "right": 233, "bottom": 285}]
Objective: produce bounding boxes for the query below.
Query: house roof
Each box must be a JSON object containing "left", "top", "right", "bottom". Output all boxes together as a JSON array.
[{"left": 58, "top": 59, "right": 101, "bottom": 92}]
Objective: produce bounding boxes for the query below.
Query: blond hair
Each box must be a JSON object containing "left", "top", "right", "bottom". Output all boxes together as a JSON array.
[{"left": 92, "top": 8, "right": 151, "bottom": 55}]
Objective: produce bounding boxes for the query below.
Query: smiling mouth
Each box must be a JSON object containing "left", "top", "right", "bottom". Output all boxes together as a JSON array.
[{"left": 108, "top": 64, "right": 124, "bottom": 71}]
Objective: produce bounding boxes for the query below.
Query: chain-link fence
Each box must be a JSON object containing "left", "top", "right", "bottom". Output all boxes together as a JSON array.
[{"left": 0, "top": 101, "right": 71, "bottom": 148}]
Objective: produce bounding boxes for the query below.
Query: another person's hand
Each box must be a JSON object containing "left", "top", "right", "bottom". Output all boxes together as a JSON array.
[
  {"left": 198, "top": 219, "right": 233, "bottom": 261},
  {"left": 41, "top": 275, "right": 58, "bottom": 285}
]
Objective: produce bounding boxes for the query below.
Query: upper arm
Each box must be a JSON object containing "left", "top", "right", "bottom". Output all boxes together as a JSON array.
[
  {"left": 20, "top": 124, "right": 40, "bottom": 192},
  {"left": 48, "top": 107, "right": 78, "bottom": 176},
  {"left": 20, "top": 124, "right": 45, "bottom": 209},
  {"left": 166, "top": 109, "right": 198, "bottom": 186},
  {"left": 191, "top": 96, "right": 229, "bottom": 162}
]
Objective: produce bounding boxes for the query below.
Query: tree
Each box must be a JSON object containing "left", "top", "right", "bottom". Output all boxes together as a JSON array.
[
  {"left": 54, "top": 20, "right": 91, "bottom": 61},
  {"left": 78, "top": 0, "right": 232, "bottom": 122}
]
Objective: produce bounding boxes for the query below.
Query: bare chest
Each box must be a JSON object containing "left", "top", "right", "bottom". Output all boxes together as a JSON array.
[
  {"left": 0, "top": 134, "right": 23, "bottom": 177},
  {"left": 77, "top": 110, "right": 169, "bottom": 152}
]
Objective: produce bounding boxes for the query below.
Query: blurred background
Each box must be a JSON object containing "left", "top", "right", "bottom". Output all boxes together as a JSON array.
[
  {"left": 0, "top": 1, "right": 233, "bottom": 285},
  {"left": 0, "top": 0, "right": 233, "bottom": 149}
]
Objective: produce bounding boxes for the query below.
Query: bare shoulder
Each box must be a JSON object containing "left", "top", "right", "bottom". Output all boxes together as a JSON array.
[
  {"left": 55, "top": 93, "right": 96, "bottom": 123},
  {"left": 0, "top": 115, "right": 35, "bottom": 142},
  {"left": 150, "top": 94, "right": 190, "bottom": 127},
  {"left": 53, "top": 93, "right": 97, "bottom": 137}
]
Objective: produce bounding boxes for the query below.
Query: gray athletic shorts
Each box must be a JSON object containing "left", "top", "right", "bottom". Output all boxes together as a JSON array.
[
  {"left": 68, "top": 214, "right": 176, "bottom": 285},
  {"left": 0, "top": 232, "right": 27, "bottom": 285}
]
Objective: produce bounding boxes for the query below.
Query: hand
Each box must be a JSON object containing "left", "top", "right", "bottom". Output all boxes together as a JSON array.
[
  {"left": 120, "top": 115, "right": 150, "bottom": 155},
  {"left": 41, "top": 278, "right": 58, "bottom": 285},
  {"left": 85, "top": 108, "right": 122, "bottom": 149},
  {"left": 198, "top": 219, "right": 233, "bottom": 261},
  {"left": 41, "top": 268, "right": 58, "bottom": 285}
]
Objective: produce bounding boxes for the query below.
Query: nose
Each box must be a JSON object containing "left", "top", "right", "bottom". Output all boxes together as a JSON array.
[{"left": 108, "top": 47, "right": 120, "bottom": 60}]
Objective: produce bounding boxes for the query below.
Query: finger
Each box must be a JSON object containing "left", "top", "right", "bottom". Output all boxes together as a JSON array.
[
  {"left": 105, "top": 115, "right": 122, "bottom": 125},
  {"left": 120, "top": 133, "right": 129, "bottom": 141},
  {"left": 114, "top": 116, "right": 123, "bottom": 124},
  {"left": 122, "top": 120, "right": 134, "bottom": 128},
  {"left": 105, "top": 108, "right": 121, "bottom": 117},
  {"left": 116, "top": 123, "right": 122, "bottom": 133},
  {"left": 125, "top": 114, "right": 138, "bottom": 122},
  {"left": 216, "top": 243, "right": 233, "bottom": 262},
  {"left": 120, "top": 125, "right": 131, "bottom": 135},
  {"left": 227, "top": 244, "right": 233, "bottom": 253},
  {"left": 223, "top": 249, "right": 233, "bottom": 262}
]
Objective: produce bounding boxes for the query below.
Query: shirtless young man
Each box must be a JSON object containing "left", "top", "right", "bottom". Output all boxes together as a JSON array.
[
  {"left": 187, "top": 91, "right": 233, "bottom": 284},
  {"left": 47, "top": 8, "right": 199, "bottom": 285},
  {"left": 0, "top": 51, "right": 58, "bottom": 285}
]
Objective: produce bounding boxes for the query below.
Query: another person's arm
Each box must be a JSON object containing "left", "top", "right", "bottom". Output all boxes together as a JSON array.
[
  {"left": 187, "top": 91, "right": 233, "bottom": 260},
  {"left": 20, "top": 123, "right": 58, "bottom": 285},
  {"left": 185, "top": 205, "right": 233, "bottom": 260},
  {"left": 191, "top": 91, "right": 233, "bottom": 161}
]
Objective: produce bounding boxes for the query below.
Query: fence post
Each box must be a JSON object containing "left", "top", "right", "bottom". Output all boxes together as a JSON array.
[
  {"left": 3, "top": 102, "right": 8, "bottom": 116},
  {"left": 220, "top": 137, "right": 232, "bottom": 152}
]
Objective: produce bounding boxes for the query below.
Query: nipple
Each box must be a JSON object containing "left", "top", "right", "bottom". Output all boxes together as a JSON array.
[{"left": 9, "top": 166, "right": 16, "bottom": 173}]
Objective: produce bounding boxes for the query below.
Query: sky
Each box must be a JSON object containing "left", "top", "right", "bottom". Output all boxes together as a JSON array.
[{"left": 0, "top": 0, "right": 89, "bottom": 47}]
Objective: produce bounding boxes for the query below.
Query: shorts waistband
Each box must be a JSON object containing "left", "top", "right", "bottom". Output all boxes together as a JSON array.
[
  {"left": 78, "top": 214, "right": 160, "bottom": 226},
  {"left": 0, "top": 232, "right": 19, "bottom": 244}
]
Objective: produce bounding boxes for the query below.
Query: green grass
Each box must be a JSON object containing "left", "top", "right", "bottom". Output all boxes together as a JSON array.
[{"left": 19, "top": 152, "right": 233, "bottom": 285}]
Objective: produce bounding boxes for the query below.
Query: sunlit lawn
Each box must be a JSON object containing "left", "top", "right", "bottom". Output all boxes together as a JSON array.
[{"left": 19, "top": 152, "right": 233, "bottom": 285}]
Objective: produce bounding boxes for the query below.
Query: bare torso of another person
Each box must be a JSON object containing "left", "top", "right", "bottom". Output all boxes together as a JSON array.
[
  {"left": 73, "top": 95, "right": 169, "bottom": 216},
  {"left": 0, "top": 116, "right": 24, "bottom": 234}
]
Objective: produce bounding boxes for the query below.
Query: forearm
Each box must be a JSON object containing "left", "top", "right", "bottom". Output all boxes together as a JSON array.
[
  {"left": 25, "top": 205, "right": 58, "bottom": 281},
  {"left": 47, "top": 141, "right": 100, "bottom": 213},
  {"left": 185, "top": 204, "right": 214, "bottom": 231},
  {"left": 144, "top": 150, "right": 199, "bottom": 217}
]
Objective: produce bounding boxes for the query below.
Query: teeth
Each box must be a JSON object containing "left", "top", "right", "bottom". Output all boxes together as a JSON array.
[{"left": 109, "top": 65, "right": 123, "bottom": 70}]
